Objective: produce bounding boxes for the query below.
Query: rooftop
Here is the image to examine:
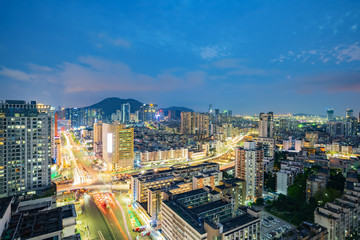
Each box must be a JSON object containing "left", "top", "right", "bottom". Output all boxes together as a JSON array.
[
  {"left": 191, "top": 200, "right": 230, "bottom": 215},
  {"left": 221, "top": 213, "right": 259, "bottom": 233}
]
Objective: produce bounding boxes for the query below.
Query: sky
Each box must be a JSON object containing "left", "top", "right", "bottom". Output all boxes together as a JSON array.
[{"left": 0, "top": 0, "right": 360, "bottom": 115}]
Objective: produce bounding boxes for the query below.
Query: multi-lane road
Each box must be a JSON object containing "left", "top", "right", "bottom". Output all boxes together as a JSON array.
[{"left": 57, "top": 131, "right": 246, "bottom": 240}]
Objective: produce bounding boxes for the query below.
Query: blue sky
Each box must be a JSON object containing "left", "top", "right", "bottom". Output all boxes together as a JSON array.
[{"left": 0, "top": 0, "right": 359, "bottom": 115}]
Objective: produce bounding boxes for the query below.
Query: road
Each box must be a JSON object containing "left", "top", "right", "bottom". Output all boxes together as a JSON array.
[
  {"left": 58, "top": 131, "right": 247, "bottom": 240},
  {"left": 79, "top": 193, "right": 116, "bottom": 240}
]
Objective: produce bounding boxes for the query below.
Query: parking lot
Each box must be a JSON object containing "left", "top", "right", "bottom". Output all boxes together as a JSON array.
[{"left": 261, "top": 211, "right": 296, "bottom": 240}]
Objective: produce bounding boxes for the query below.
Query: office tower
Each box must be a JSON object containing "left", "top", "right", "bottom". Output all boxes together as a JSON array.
[
  {"left": 138, "top": 103, "right": 158, "bottom": 122},
  {"left": 0, "top": 100, "right": 52, "bottom": 198},
  {"left": 259, "top": 112, "right": 274, "bottom": 138},
  {"left": 209, "top": 104, "right": 213, "bottom": 115},
  {"left": 93, "top": 122, "right": 103, "bottom": 158},
  {"left": 102, "top": 123, "right": 134, "bottom": 171},
  {"left": 346, "top": 109, "right": 353, "bottom": 119},
  {"left": 235, "top": 141, "right": 264, "bottom": 200},
  {"left": 180, "top": 112, "right": 209, "bottom": 136},
  {"left": 215, "top": 109, "right": 220, "bottom": 116},
  {"left": 327, "top": 109, "right": 334, "bottom": 121},
  {"left": 228, "top": 110, "right": 232, "bottom": 117},
  {"left": 121, "top": 103, "right": 130, "bottom": 123}
]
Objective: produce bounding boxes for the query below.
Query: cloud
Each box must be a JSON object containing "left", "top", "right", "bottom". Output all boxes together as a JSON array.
[
  {"left": 0, "top": 67, "right": 36, "bottom": 82},
  {"left": 213, "top": 58, "right": 242, "bottom": 69},
  {"left": 27, "top": 63, "right": 53, "bottom": 72},
  {"left": 212, "top": 58, "right": 272, "bottom": 76},
  {"left": 272, "top": 42, "right": 360, "bottom": 64},
  {"left": 198, "top": 45, "right": 229, "bottom": 60},
  {"left": 296, "top": 71, "right": 360, "bottom": 93},
  {"left": 335, "top": 42, "right": 360, "bottom": 63},
  {"left": 98, "top": 33, "right": 130, "bottom": 48},
  {"left": 0, "top": 56, "right": 206, "bottom": 93}
]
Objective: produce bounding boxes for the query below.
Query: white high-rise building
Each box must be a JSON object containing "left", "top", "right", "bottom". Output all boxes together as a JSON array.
[
  {"left": 235, "top": 141, "right": 264, "bottom": 200},
  {"left": 0, "top": 100, "right": 52, "bottom": 198}
]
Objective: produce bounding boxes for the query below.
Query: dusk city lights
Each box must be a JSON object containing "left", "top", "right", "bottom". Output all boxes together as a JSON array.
[{"left": 1, "top": 1, "right": 360, "bottom": 240}]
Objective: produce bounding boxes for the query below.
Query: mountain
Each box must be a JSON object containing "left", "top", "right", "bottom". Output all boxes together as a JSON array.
[
  {"left": 160, "top": 106, "right": 194, "bottom": 112},
  {"left": 86, "top": 97, "right": 143, "bottom": 116}
]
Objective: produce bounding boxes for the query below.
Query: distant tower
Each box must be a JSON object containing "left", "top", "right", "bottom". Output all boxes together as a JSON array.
[
  {"left": 327, "top": 109, "right": 334, "bottom": 121},
  {"left": 121, "top": 103, "right": 130, "bottom": 123},
  {"left": 259, "top": 112, "right": 274, "bottom": 138},
  {"left": 209, "top": 104, "right": 214, "bottom": 115},
  {"left": 346, "top": 109, "right": 353, "bottom": 119}
]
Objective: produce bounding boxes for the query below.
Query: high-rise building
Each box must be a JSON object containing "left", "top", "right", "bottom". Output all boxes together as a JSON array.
[
  {"left": 209, "top": 104, "right": 214, "bottom": 115},
  {"left": 0, "top": 100, "right": 52, "bottom": 198},
  {"left": 93, "top": 122, "right": 103, "bottom": 158},
  {"left": 102, "top": 123, "right": 134, "bottom": 171},
  {"left": 259, "top": 112, "right": 274, "bottom": 138},
  {"left": 327, "top": 109, "right": 334, "bottom": 121},
  {"left": 138, "top": 104, "right": 158, "bottom": 122},
  {"left": 180, "top": 112, "right": 209, "bottom": 137},
  {"left": 326, "top": 121, "right": 353, "bottom": 137},
  {"left": 235, "top": 141, "right": 264, "bottom": 201},
  {"left": 346, "top": 109, "right": 353, "bottom": 119},
  {"left": 121, "top": 103, "right": 130, "bottom": 123}
]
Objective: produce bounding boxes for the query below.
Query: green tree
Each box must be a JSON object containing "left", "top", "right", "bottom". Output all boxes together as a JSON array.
[{"left": 264, "top": 172, "right": 276, "bottom": 192}]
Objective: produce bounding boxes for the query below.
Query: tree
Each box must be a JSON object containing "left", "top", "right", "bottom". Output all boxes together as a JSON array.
[
  {"left": 264, "top": 172, "right": 276, "bottom": 192},
  {"left": 327, "top": 171, "right": 346, "bottom": 193},
  {"left": 254, "top": 198, "right": 264, "bottom": 206}
]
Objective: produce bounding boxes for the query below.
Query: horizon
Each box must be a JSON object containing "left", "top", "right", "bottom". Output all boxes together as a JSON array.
[{"left": 1, "top": 1, "right": 360, "bottom": 115}]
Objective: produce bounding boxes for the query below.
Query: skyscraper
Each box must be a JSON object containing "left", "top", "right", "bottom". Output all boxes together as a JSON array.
[
  {"left": 346, "top": 109, "right": 353, "bottom": 119},
  {"left": 0, "top": 100, "right": 52, "bottom": 198},
  {"left": 138, "top": 104, "right": 158, "bottom": 122},
  {"left": 259, "top": 112, "right": 274, "bottom": 138},
  {"left": 235, "top": 141, "right": 264, "bottom": 201},
  {"left": 327, "top": 109, "right": 334, "bottom": 121},
  {"left": 180, "top": 112, "right": 209, "bottom": 137},
  {"left": 102, "top": 123, "right": 134, "bottom": 171},
  {"left": 121, "top": 103, "right": 130, "bottom": 123}
]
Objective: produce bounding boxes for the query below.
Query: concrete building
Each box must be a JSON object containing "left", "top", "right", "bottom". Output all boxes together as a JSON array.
[
  {"left": 181, "top": 112, "right": 210, "bottom": 137},
  {"left": 326, "top": 121, "right": 353, "bottom": 137},
  {"left": 0, "top": 100, "right": 52, "bottom": 198},
  {"left": 102, "top": 123, "right": 134, "bottom": 171},
  {"left": 235, "top": 141, "right": 264, "bottom": 201},
  {"left": 214, "top": 178, "right": 246, "bottom": 210},
  {"left": 259, "top": 112, "right": 274, "bottom": 138},
  {"left": 276, "top": 163, "right": 302, "bottom": 195},
  {"left": 93, "top": 121, "right": 103, "bottom": 158},
  {"left": 130, "top": 162, "right": 220, "bottom": 203},
  {"left": 0, "top": 197, "right": 12, "bottom": 237},
  {"left": 161, "top": 198, "right": 261, "bottom": 240}
]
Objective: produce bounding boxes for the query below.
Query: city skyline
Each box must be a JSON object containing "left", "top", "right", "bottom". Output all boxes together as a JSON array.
[{"left": 0, "top": 1, "right": 359, "bottom": 114}]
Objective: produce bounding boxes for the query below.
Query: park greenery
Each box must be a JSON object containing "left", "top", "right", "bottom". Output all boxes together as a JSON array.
[{"left": 265, "top": 166, "right": 346, "bottom": 226}]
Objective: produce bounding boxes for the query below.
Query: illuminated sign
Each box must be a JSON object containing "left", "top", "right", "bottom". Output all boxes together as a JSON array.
[{"left": 107, "top": 133, "right": 113, "bottom": 153}]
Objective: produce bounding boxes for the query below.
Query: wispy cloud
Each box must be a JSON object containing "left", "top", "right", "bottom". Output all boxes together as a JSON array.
[
  {"left": 212, "top": 58, "right": 273, "bottom": 77},
  {"left": 0, "top": 67, "right": 36, "bottom": 82},
  {"left": 98, "top": 33, "right": 130, "bottom": 48},
  {"left": 198, "top": 45, "right": 230, "bottom": 60},
  {"left": 0, "top": 56, "right": 206, "bottom": 93},
  {"left": 272, "top": 42, "right": 360, "bottom": 64}
]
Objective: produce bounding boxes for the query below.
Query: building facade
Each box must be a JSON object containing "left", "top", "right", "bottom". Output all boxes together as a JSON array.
[{"left": 0, "top": 100, "right": 52, "bottom": 198}]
